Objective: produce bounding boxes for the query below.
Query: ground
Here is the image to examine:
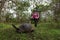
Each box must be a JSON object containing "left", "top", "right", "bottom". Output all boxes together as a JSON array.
[{"left": 0, "top": 23, "right": 60, "bottom": 40}]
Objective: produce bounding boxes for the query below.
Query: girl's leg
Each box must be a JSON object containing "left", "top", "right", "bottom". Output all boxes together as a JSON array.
[{"left": 34, "top": 19, "right": 38, "bottom": 27}]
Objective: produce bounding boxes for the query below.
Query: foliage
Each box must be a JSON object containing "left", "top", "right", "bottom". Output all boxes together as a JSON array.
[
  {"left": 16, "top": 1, "right": 30, "bottom": 11},
  {"left": 34, "top": 5, "right": 50, "bottom": 12},
  {"left": 15, "top": 1, "right": 30, "bottom": 23}
]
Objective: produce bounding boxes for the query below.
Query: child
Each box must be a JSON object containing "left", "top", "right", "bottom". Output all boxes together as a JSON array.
[{"left": 31, "top": 10, "right": 40, "bottom": 27}]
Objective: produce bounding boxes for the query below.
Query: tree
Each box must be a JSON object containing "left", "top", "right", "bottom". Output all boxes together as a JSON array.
[
  {"left": 0, "top": 0, "right": 30, "bottom": 23},
  {"left": 52, "top": 0, "right": 60, "bottom": 22},
  {"left": 0, "top": 0, "right": 6, "bottom": 22},
  {"left": 15, "top": 1, "right": 30, "bottom": 23}
]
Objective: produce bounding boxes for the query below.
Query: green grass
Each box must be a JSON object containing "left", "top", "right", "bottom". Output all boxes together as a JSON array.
[{"left": 0, "top": 23, "right": 60, "bottom": 40}]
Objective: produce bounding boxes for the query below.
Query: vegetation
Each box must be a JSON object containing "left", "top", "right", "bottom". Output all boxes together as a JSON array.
[{"left": 0, "top": 23, "right": 60, "bottom": 40}]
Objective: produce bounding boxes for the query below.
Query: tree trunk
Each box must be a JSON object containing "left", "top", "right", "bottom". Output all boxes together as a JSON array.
[
  {"left": 0, "top": 0, "right": 6, "bottom": 22},
  {"left": 54, "top": 2, "right": 60, "bottom": 28},
  {"left": 54, "top": 3, "right": 60, "bottom": 22}
]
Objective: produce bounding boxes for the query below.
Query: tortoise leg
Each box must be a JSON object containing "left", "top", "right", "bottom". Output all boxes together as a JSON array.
[{"left": 31, "top": 30, "right": 34, "bottom": 32}]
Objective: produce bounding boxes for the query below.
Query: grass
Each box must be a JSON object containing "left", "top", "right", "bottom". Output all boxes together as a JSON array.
[{"left": 0, "top": 23, "right": 60, "bottom": 40}]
